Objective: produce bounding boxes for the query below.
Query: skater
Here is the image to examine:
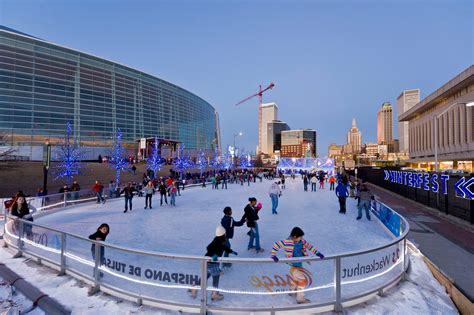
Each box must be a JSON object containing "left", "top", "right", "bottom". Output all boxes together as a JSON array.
[
  {"left": 108, "top": 180, "right": 116, "bottom": 199},
  {"left": 88, "top": 223, "right": 110, "bottom": 277},
  {"left": 356, "top": 184, "right": 374, "bottom": 221},
  {"left": 303, "top": 175, "right": 309, "bottom": 191},
  {"left": 221, "top": 206, "right": 245, "bottom": 267},
  {"left": 221, "top": 174, "right": 228, "bottom": 189},
  {"left": 10, "top": 193, "right": 37, "bottom": 238},
  {"left": 120, "top": 182, "right": 136, "bottom": 213},
  {"left": 271, "top": 227, "right": 324, "bottom": 304},
  {"left": 242, "top": 197, "right": 264, "bottom": 253},
  {"left": 190, "top": 226, "right": 238, "bottom": 300},
  {"left": 310, "top": 175, "right": 317, "bottom": 192},
  {"left": 280, "top": 175, "right": 286, "bottom": 189},
  {"left": 158, "top": 181, "right": 168, "bottom": 205},
  {"left": 143, "top": 181, "right": 154, "bottom": 209},
  {"left": 92, "top": 180, "right": 106, "bottom": 204},
  {"left": 269, "top": 181, "right": 281, "bottom": 214},
  {"left": 169, "top": 182, "right": 177, "bottom": 206},
  {"left": 318, "top": 173, "right": 325, "bottom": 189},
  {"left": 70, "top": 181, "right": 80, "bottom": 200},
  {"left": 329, "top": 176, "right": 336, "bottom": 191},
  {"left": 348, "top": 180, "right": 355, "bottom": 198},
  {"left": 335, "top": 181, "right": 349, "bottom": 214}
]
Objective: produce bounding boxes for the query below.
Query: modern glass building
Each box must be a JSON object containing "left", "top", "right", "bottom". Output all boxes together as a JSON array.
[{"left": 0, "top": 26, "right": 219, "bottom": 159}]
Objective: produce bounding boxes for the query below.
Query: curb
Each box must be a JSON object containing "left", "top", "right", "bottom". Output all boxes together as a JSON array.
[{"left": 0, "top": 262, "right": 71, "bottom": 315}]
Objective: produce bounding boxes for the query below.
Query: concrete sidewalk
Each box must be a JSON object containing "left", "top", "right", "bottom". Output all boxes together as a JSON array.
[{"left": 366, "top": 182, "right": 474, "bottom": 302}]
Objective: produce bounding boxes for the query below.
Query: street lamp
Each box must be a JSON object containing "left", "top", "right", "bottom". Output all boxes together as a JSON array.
[{"left": 233, "top": 132, "right": 243, "bottom": 167}]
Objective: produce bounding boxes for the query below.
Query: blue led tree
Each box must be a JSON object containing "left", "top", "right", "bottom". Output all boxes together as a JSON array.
[
  {"left": 195, "top": 149, "right": 208, "bottom": 176},
  {"left": 52, "top": 122, "right": 84, "bottom": 187},
  {"left": 221, "top": 150, "right": 233, "bottom": 170},
  {"left": 239, "top": 153, "right": 253, "bottom": 169},
  {"left": 147, "top": 136, "right": 164, "bottom": 179},
  {"left": 109, "top": 128, "right": 129, "bottom": 185},
  {"left": 210, "top": 147, "right": 221, "bottom": 170},
  {"left": 173, "top": 144, "right": 194, "bottom": 179}
]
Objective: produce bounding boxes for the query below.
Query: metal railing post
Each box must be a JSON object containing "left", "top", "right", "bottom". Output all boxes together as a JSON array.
[
  {"left": 200, "top": 259, "right": 208, "bottom": 314},
  {"left": 89, "top": 242, "right": 101, "bottom": 295},
  {"left": 335, "top": 257, "right": 342, "bottom": 313},
  {"left": 402, "top": 238, "right": 407, "bottom": 280},
  {"left": 59, "top": 233, "right": 66, "bottom": 276},
  {"left": 63, "top": 192, "right": 67, "bottom": 207}
]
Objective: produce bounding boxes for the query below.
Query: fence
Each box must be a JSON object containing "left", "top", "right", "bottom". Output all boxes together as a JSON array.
[
  {"left": 2, "top": 192, "right": 410, "bottom": 314},
  {"left": 352, "top": 167, "right": 474, "bottom": 224}
]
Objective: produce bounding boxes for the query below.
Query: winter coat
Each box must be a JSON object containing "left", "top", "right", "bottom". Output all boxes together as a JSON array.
[
  {"left": 158, "top": 184, "right": 167, "bottom": 194},
  {"left": 269, "top": 183, "right": 281, "bottom": 195},
  {"left": 205, "top": 235, "right": 233, "bottom": 257},
  {"left": 10, "top": 203, "right": 36, "bottom": 220},
  {"left": 88, "top": 230, "right": 108, "bottom": 242},
  {"left": 271, "top": 238, "right": 320, "bottom": 258},
  {"left": 120, "top": 186, "right": 136, "bottom": 198},
  {"left": 310, "top": 176, "right": 318, "bottom": 184},
  {"left": 221, "top": 215, "right": 245, "bottom": 239},
  {"left": 242, "top": 204, "right": 259, "bottom": 228},
  {"left": 358, "top": 188, "right": 374, "bottom": 202},
  {"left": 92, "top": 184, "right": 103, "bottom": 193},
  {"left": 335, "top": 183, "right": 349, "bottom": 198},
  {"left": 143, "top": 186, "right": 154, "bottom": 195}
]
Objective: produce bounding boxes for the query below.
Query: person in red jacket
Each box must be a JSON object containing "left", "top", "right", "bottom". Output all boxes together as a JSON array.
[{"left": 92, "top": 180, "right": 106, "bottom": 204}]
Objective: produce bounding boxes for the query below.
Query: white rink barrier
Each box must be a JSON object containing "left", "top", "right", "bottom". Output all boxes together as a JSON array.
[{"left": 3, "top": 190, "right": 409, "bottom": 314}]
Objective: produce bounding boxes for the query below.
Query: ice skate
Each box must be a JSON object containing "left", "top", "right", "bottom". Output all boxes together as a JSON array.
[{"left": 211, "top": 292, "right": 224, "bottom": 301}]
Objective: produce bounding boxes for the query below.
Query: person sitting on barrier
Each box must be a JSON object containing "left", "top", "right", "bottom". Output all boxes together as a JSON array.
[
  {"left": 271, "top": 227, "right": 324, "bottom": 304},
  {"left": 10, "top": 193, "right": 37, "bottom": 239},
  {"left": 88, "top": 223, "right": 110, "bottom": 273},
  {"left": 356, "top": 184, "right": 374, "bottom": 221},
  {"left": 190, "top": 225, "right": 238, "bottom": 301}
]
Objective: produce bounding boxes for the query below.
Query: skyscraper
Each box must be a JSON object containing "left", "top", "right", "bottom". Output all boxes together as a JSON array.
[
  {"left": 259, "top": 102, "right": 278, "bottom": 154},
  {"left": 377, "top": 102, "right": 393, "bottom": 144},
  {"left": 347, "top": 118, "right": 362, "bottom": 153},
  {"left": 267, "top": 120, "right": 290, "bottom": 156},
  {"left": 397, "top": 89, "right": 420, "bottom": 152}
]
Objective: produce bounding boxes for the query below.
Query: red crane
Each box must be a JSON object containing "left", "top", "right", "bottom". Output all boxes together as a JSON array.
[{"left": 235, "top": 82, "right": 275, "bottom": 153}]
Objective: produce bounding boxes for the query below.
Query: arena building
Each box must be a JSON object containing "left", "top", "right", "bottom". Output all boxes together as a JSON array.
[{"left": 0, "top": 26, "right": 220, "bottom": 160}]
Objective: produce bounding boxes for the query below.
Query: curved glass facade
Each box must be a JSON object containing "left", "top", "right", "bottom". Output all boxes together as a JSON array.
[{"left": 0, "top": 27, "right": 217, "bottom": 152}]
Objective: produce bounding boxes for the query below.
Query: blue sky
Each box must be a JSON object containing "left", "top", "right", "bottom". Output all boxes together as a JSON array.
[{"left": 1, "top": 0, "right": 472, "bottom": 155}]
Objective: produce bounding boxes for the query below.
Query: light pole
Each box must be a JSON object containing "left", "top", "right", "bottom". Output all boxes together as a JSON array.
[
  {"left": 233, "top": 132, "right": 242, "bottom": 167},
  {"left": 433, "top": 101, "right": 474, "bottom": 206}
]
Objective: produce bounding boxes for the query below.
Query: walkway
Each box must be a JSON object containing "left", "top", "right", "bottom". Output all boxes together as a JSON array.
[{"left": 366, "top": 181, "right": 474, "bottom": 301}]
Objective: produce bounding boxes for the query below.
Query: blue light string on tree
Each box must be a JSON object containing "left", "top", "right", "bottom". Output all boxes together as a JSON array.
[
  {"left": 173, "top": 144, "right": 194, "bottom": 179},
  {"left": 52, "top": 121, "right": 84, "bottom": 187},
  {"left": 147, "top": 136, "right": 164, "bottom": 179},
  {"left": 195, "top": 149, "right": 208, "bottom": 176},
  {"left": 109, "top": 128, "right": 129, "bottom": 185}
]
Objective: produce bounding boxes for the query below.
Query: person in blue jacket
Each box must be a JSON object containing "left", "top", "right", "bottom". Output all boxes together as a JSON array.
[{"left": 335, "top": 181, "right": 349, "bottom": 214}]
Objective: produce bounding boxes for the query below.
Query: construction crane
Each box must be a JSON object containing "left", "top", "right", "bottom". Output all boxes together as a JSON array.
[{"left": 235, "top": 82, "right": 275, "bottom": 153}]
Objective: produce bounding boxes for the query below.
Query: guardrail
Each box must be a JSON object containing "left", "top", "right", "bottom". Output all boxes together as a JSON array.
[{"left": 2, "top": 191, "right": 410, "bottom": 314}]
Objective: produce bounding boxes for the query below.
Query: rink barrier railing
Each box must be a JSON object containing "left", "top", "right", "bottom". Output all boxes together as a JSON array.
[{"left": 2, "top": 191, "right": 410, "bottom": 314}]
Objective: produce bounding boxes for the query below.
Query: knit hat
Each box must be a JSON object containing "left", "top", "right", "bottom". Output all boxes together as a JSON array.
[{"left": 215, "top": 225, "right": 226, "bottom": 237}]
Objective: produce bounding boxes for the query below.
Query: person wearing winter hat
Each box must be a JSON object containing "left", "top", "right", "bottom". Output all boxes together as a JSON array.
[
  {"left": 241, "top": 197, "right": 264, "bottom": 253},
  {"left": 221, "top": 206, "right": 245, "bottom": 268},
  {"left": 271, "top": 227, "right": 324, "bottom": 304},
  {"left": 190, "top": 225, "right": 237, "bottom": 300}
]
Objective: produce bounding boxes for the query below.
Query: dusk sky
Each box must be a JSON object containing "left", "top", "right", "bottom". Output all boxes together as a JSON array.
[{"left": 1, "top": 0, "right": 472, "bottom": 155}]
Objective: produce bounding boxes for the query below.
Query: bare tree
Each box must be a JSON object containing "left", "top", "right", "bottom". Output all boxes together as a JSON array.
[{"left": 0, "top": 132, "right": 16, "bottom": 160}]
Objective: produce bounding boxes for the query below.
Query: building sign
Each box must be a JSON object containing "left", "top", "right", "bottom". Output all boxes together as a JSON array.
[
  {"left": 383, "top": 170, "right": 474, "bottom": 200},
  {"left": 140, "top": 138, "right": 147, "bottom": 149}
]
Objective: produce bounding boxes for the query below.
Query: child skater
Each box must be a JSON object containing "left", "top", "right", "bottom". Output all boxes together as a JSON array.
[{"left": 271, "top": 227, "right": 324, "bottom": 304}]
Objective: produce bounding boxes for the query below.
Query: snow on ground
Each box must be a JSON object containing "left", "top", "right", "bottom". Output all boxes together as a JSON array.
[{"left": 0, "top": 177, "right": 458, "bottom": 314}]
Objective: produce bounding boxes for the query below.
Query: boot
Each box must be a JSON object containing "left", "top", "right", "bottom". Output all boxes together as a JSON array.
[
  {"left": 189, "top": 288, "right": 197, "bottom": 299},
  {"left": 211, "top": 292, "right": 224, "bottom": 301}
]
